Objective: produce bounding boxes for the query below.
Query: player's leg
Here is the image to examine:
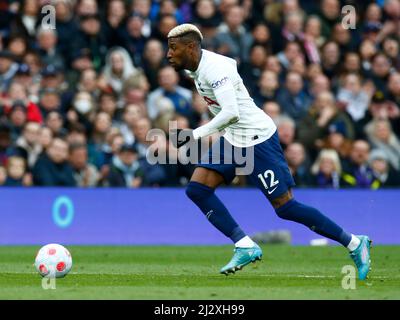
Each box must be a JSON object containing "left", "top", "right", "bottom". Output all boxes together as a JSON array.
[
  {"left": 270, "top": 190, "right": 371, "bottom": 280},
  {"left": 185, "top": 137, "right": 262, "bottom": 274},
  {"left": 187, "top": 167, "right": 246, "bottom": 243},
  {"left": 270, "top": 190, "right": 354, "bottom": 248},
  {"left": 249, "top": 131, "right": 371, "bottom": 279}
]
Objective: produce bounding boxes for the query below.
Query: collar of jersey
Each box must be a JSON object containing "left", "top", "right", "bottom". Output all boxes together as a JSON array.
[{"left": 192, "top": 49, "right": 205, "bottom": 76}]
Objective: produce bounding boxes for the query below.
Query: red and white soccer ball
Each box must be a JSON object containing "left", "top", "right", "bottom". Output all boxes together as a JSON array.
[{"left": 34, "top": 244, "right": 72, "bottom": 278}]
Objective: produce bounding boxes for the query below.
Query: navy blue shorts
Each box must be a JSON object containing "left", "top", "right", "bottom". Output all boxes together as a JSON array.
[{"left": 197, "top": 131, "right": 295, "bottom": 200}]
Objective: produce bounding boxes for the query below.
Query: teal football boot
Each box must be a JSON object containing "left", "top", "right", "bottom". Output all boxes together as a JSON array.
[
  {"left": 349, "top": 235, "right": 372, "bottom": 280},
  {"left": 220, "top": 244, "right": 262, "bottom": 275}
]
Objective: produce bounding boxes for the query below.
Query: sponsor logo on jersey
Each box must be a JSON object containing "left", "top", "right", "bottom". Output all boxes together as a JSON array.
[{"left": 211, "top": 76, "right": 228, "bottom": 89}]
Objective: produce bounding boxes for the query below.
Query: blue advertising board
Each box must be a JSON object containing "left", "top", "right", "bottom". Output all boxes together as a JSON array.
[{"left": 0, "top": 188, "right": 398, "bottom": 245}]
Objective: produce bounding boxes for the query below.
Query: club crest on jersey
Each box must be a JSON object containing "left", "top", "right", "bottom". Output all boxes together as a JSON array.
[
  {"left": 211, "top": 76, "right": 228, "bottom": 89},
  {"left": 197, "top": 81, "right": 205, "bottom": 92}
]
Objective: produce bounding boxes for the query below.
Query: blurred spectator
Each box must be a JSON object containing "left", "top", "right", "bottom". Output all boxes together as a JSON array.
[
  {"left": 320, "top": 41, "right": 340, "bottom": 80},
  {"left": 365, "top": 119, "right": 400, "bottom": 170},
  {"left": 276, "top": 71, "right": 312, "bottom": 121},
  {"left": 262, "top": 101, "right": 281, "bottom": 122},
  {"left": 151, "top": 0, "right": 185, "bottom": 25},
  {"left": 122, "top": 13, "right": 149, "bottom": 66},
  {"left": 7, "top": 100, "right": 28, "bottom": 142},
  {"left": 297, "top": 91, "right": 354, "bottom": 157},
  {"left": 32, "top": 137, "right": 75, "bottom": 186},
  {"left": 89, "top": 112, "right": 112, "bottom": 163},
  {"left": 331, "top": 22, "right": 356, "bottom": 55},
  {"left": 0, "top": 50, "right": 19, "bottom": 92},
  {"left": 215, "top": 5, "right": 252, "bottom": 64},
  {"left": 0, "top": 123, "right": 12, "bottom": 166},
  {"left": 132, "top": 117, "right": 153, "bottom": 158},
  {"left": 98, "top": 90, "right": 120, "bottom": 124},
  {"left": 147, "top": 66, "right": 192, "bottom": 120},
  {"left": 45, "top": 111, "right": 67, "bottom": 137},
  {"left": 318, "top": 121, "right": 353, "bottom": 164},
  {"left": 4, "top": 81, "right": 42, "bottom": 123},
  {"left": 36, "top": 27, "right": 65, "bottom": 71},
  {"left": 285, "top": 142, "right": 311, "bottom": 187},
  {"left": 68, "top": 91, "right": 96, "bottom": 133},
  {"left": 0, "top": 165, "right": 6, "bottom": 186},
  {"left": 38, "top": 125, "right": 53, "bottom": 151},
  {"left": 366, "top": 53, "right": 392, "bottom": 95},
  {"left": 118, "top": 103, "right": 144, "bottom": 145},
  {"left": 73, "top": 13, "right": 108, "bottom": 72},
  {"left": 122, "top": 71, "right": 150, "bottom": 112},
  {"left": 69, "top": 142, "right": 99, "bottom": 187},
  {"left": 311, "top": 149, "right": 342, "bottom": 189},
  {"left": 382, "top": 37, "right": 400, "bottom": 70},
  {"left": 359, "top": 39, "right": 377, "bottom": 74},
  {"left": 103, "top": 0, "right": 127, "bottom": 48},
  {"left": 367, "top": 91, "right": 400, "bottom": 138},
  {"left": 317, "top": 0, "right": 341, "bottom": 39},
  {"left": 77, "top": 68, "right": 99, "bottom": 97},
  {"left": 54, "top": 0, "right": 79, "bottom": 66},
  {"left": 98, "top": 46, "right": 141, "bottom": 95},
  {"left": 387, "top": 72, "right": 400, "bottom": 106},
  {"left": 277, "top": 41, "right": 302, "bottom": 72},
  {"left": 7, "top": 35, "right": 28, "bottom": 61},
  {"left": 239, "top": 45, "right": 268, "bottom": 95},
  {"left": 341, "top": 140, "right": 378, "bottom": 188},
  {"left": 10, "top": 0, "right": 40, "bottom": 39},
  {"left": 193, "top": 0, "right": 221, "bottom": 30},
  {"left": 131, "top": 0, "right": 152, "bottom": 37},
  {"left": 106, "top": 143, "right": 166, "bottom": 187},
  {"left": 342, "top": 52, "right": 362, "bottom": 76},
  {"left": 76, "top": 0, "right": 98, "bottom": 17},
  {"left": 13, "top": 121, "right": 42, "bottom": 169},
  {"left": 3, "top": 155, "right": 31, "bottom": 186},
  {"left": 369, "top": 149, "right": 400, "bottom": 187},
  {"left": 251, "top": 23, "right": 272, "bottom": 54},
  {"left": 106, "top": 142, "right": 142, "bottom": 187},
  {"left": 142, "top": 39, "right": 167, "bottom": 91},
  {"left": 336, "top": 73, "right": 370, "bottom": 123},
  {"left": 275, "top": 115, "right": 296, "bottom": 150},
  {"left": 304, "top": 15, "right": 325, "bottom": 49},
  {"left": 309, "top": 73, "right": 330, "bottom": 100},
  {"left": 151, "top": 13, "right": 178, "bottom": 45},
  {"left": 253, "top": 70, "right": 280, "bottom": 107}
]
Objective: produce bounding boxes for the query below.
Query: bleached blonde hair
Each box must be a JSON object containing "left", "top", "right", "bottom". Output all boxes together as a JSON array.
[{"left": 167, "top": 24, "right": 203, "bottom": 41}]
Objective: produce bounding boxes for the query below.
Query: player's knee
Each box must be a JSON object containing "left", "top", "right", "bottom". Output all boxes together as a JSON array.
[
  {"left": 275, "top": 198, "right": 298, "bottom": 220},
  {"left": 185, "top": 181, "right": 214, "bottom": 202}
]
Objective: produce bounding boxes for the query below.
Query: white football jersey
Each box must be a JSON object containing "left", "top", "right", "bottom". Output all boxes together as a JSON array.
[{"left": 186, "top": 49, "right": 276, "bottom": 147}]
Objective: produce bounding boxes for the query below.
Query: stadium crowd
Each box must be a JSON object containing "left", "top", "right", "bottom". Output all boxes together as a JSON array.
[{"left": 0, "top": 0, "right": 400, "bottom": 188}]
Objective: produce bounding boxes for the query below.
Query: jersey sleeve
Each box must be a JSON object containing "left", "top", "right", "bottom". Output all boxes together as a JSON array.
[{"left": 192, "top": 65, "right": 240, "bottom": 140}]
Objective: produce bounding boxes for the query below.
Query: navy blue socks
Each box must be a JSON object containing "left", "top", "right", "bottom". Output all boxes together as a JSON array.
[
  {"left": 186, "top": 181, "right": 351, "bottom": 247},
  {"left": 186, "top": 181, "right": 246, "bottom": 242},
  {"left": 275, "top": 199, "right": 352, "bottom": 247}
]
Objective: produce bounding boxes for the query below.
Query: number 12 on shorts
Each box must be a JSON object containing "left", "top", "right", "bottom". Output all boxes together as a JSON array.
[{"left": 258, "top": 170, "right": 280, "bottom": 194}]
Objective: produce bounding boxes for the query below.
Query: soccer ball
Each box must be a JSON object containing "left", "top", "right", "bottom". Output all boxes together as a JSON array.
[{"left": 34, "top": 244, "right": 72, "bottom": 278}]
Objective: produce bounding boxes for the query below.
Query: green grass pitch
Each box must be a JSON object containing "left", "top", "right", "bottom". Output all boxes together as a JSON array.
[{"left": 0, "top": 245, "right": 399, "bottom": 299}]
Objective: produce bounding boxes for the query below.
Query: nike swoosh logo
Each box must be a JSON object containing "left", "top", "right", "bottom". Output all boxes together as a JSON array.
[{"left": 267, "top": 186, "right": 278, "bottom": 195}]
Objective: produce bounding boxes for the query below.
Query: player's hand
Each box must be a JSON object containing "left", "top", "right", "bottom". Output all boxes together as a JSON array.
[{"left": 170, "top": 128, "right": 195, "bottom": 149}]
